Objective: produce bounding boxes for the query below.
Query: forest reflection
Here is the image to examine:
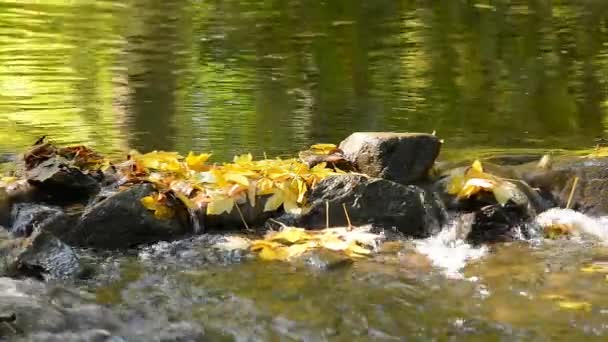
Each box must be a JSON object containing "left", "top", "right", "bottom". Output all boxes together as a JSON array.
[{"left": 1, "top": 0, "right": 607, "bottom": 160}]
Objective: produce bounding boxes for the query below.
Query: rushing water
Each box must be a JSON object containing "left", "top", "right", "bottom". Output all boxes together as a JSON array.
[{"left": 4, "top": 1, "right": 608, "bottom": 340}]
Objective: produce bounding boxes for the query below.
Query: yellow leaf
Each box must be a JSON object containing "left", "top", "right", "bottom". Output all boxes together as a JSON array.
[
  {"left": 296, "top": 178, "right": 307, "bottom": 204},
  {"left": 268, "top": 227, "right": 312, "bottom": 244},
  {"left": 458, "top": 178, "right": 495, "bottom": 199},
  {"left": 446, "top": 174, "right": 465, "bottom": 195},
  {"left": 154, "top": 205, "right": 175, "bottom": 220},
  {"left": 264, "top": 191, "right": 284, "bottom": 212},
  {"left": 233, "top": 153, "right": 253, "bottom": 165},
  {"left": 186, "top": 152, "right": 212, "bottom": 171},
  {"left": 310, "top": 143, "right": 338, "bottom": 155},
  {"left": 558, "top": 301, "right": 592, "bottom": 311},
  {"left": 135, "top": 151, "right": 183, "bottom": 173},
  {"left": 224, "top": 172, "right": 250, "bottom": 187},
  {"left": 207, "top": 197, "right": 234, "bottom": 215},
  {"left": 140, "top": 195, "right": 175, "bottom": 220},
  {"left": 174, "top": 191, "right": 195, "bottom": 209},
  {"left": 492, "top": 181, "right": 526, "bottom": 206},
  {"left": 257, "top": 178, "right": 275, "bottom": 195},
  {"left": 286, "top": 242, "right": 314, "bottom": 258},
  {"left": 471, "top": 160, "right": 483, "bottom": 173},
  {"left": 247, "top": 180, "right": 257, "bottom": 207},
  {"left": 580, "top": 262, "right": 608, "bottom": 274},
  {"left": 345, "top": 242, "right": 371, "bottom": 257}
]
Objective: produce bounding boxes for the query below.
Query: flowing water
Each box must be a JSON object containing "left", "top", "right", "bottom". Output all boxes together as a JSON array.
[{"left": 3, "top": 1, "right": 608, "bottom": 340}]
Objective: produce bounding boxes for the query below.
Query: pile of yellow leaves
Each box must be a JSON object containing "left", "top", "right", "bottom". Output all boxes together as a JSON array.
[
  {"left": 446, "top": 160, "right": 526, "bottom": 206},
  {"left": 215, "top": 226, "right": 384, "bottom": 262},
  {"left": 120, "top": 146, "right": 342, "bottom": 219}
]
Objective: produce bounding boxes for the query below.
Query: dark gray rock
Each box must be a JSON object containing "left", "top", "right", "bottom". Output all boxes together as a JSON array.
[
  {"left": 466, "top": 203, "right": 540, "bottom": 245},
  {"left": 339, "top": 132, "right": 441, "bottom": 184},
  {"left": 274, "top": 174, "right": 446, "bottom": 238},
  {"left": 10, "top": 203, "right": 71, "bottom": 238},
  {"left": 26, "top": 158, "right": 101, "bottom": 203},
  {"left": 70, "top": 184, "right": 191, "bottom": 249},
  {"left": 0, "top": 228, "right": 80, "bottom": 280},
  {"left": 516, "top": 156, "right": 608, "bottom": 216},
  {"left": 0, "top": 187, "right": 9, "bottom": 227},
  {"left": 205, "top": 196, "right": 273, "bottom": 231}
]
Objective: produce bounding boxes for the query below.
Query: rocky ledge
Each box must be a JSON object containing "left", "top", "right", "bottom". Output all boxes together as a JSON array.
[{"left": 0, "top": 132, "right": 604, "bottom": 282}]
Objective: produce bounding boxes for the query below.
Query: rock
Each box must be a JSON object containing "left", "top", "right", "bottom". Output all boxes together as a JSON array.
[
  {"left": 298, "top": 150, "right": 355, "bottom": 171},
  {"left": 275, "top": 174, "right": 446, "bottom": 238},
  {"left": 466, "top": 203, "right": 539, "bottom": 245},
  {"left": 295, "top": 249, "right": 353, "bottom": 271},
  {"left": 9, "top": 203, "right": 71, "bottom": 238},
  {"left": 26, "top": 158, "right": 101, "bottom": 203},
  {"left": 205, "top": 196, "right": 273, "bottom": 231},
  {"left": 0, "top": 228, "right": 80, "bottom": 280},
  {"left": 516, "top": 156, "right": 608, "bottom": 216},
  {"left": 69, "top": 184, "right": 191, "bottom": 249},
  {"left": 0, "top": 187, "right": 10, "bottom": 227},
  {"left": 339, "top": 132, "right": 441, "bottom": 184}
]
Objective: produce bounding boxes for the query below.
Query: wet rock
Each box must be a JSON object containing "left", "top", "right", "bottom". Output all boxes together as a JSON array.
[
  {"left": 275, "top": 174, "right": 446, "bottom": 238},
  {"left": 9, "top": 203, "right": 71, "bottom": 238},
  {"left": 339, "top": 132, "right": 441, "bottom": 184},
  {"left": 0, "top": 228, "right": 81, "bottom": 280},
  {"left": 298, "top": 149, "right": 355, "bottom": 171},
  {"left": 26, "top": 158, "right": 101, "bottom": 203},
  {"left": 69, "top": 184, "right": 191, "bottom": 249},
  {"left": 296, "top": 249, "right": 353, "bottom": 271},
  {"left": 517, "top": 156, "right": 608, "bottom": 216},
  {"left": 205, "top": 196, "right": 273, "bottom": 231},
  {"left": 0, "top": 187, "right": 10, "bottom": 227},
  {"left": 466, "top": 203, "right": 539, "bottom": 245}
]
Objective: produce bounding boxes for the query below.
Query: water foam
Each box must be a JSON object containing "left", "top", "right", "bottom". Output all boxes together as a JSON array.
[
  {"left": 415, "top": 214, "right": 488, "bottom": 278},
  {"left": 535, "top": 208, "right": 608, "bottom": 242}
]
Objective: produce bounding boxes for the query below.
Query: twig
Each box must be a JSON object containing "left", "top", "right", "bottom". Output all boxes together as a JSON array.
[
  {"left": 566, "top": 176, "right": 579, "bottom": 210},
  {"left": 268, "top": 218, "right": 288, "bottom": 229},
  {"left": 342, "top": 203, "right": 353, "bottom": 231},
  {"left": 325, "top": 201, "right": 329, "bottom": 229},
  {"left": 234, "top": 202, "right": 251, "bottom": 231}
]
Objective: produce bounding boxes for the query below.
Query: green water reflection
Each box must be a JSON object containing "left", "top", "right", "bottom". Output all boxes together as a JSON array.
[{"left": 1, "top": 0, "right": 608, "bottom": 160}]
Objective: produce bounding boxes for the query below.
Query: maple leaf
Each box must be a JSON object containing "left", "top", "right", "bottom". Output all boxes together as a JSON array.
[{"left": 186, "top": 152, "right": 212, "bottom": 171}]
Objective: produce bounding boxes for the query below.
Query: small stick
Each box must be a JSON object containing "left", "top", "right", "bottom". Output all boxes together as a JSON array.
[
  {"left": 566, "top": 176, "right": 579, "bottom": 210},
  {"left": 268, "top": 218, "right": 288, "bottom": 229},
  {"left": 234, "top": 201, "right": 251, "bottom": 231},
  {"left": 325, "top": 201, "right": 329, "bottom": 229},
  {"left": 342, "top": 203, "right": 352, "bottom": 231}
]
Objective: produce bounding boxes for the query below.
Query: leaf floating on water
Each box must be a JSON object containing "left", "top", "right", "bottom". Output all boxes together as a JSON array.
[
  {"left": 249, "top": 226, "right": 383, "bottom": 262},
  {"left": 543, "top": 223, "right": 575, "bottom": 239},
  {"left": 557, "top": 301, "right": 592, "bottom": 311},
  {"left": 580, "top": 262, "right": 608, "bottom": 274}
]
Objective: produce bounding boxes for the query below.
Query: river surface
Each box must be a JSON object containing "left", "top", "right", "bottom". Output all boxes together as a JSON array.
[{"left": 3, "top": 1, "right": 608, "bottom": 341}]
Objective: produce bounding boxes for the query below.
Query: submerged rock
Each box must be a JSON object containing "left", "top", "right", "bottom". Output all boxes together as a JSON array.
[
  {"left": 466, "top": 203, "right": 539, "bottom": 245},
  {"left": 275, "top": 174, "right": 446, "bottom": 238},
  {"left": 339, "top": 132, "right": 441, "bottom": 184},
  {"left": 9, "top": 203, "right": 71, "bottom": 238},
  {"left": 69, "top": 184, "right": 191, "bottom": 249},
  {"left": 0, "top": 229, "right": 80, "bottom": 280},
  {"left": 517, "top": 156, "right": 608, "bottom": 216}
]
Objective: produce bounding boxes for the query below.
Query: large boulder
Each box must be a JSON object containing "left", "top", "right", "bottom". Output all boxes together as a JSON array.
[
  {"left": 68, "top": 184, "right": 192, "bottom": 249},
  {"left": 339, "top": 132, "right": 441, "bottom": 184},
  {"left": 516, "top": 156, "right": 608, "bottom": 216},
  {"left": 0, "top": 229, "right": 80, "bottom": 280},
  {"left": 205, "top": 196, "right": 274, "bottom": 231},
  {"left": 275, "top": 174, "right": 446, "bottom": 238}
]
